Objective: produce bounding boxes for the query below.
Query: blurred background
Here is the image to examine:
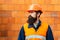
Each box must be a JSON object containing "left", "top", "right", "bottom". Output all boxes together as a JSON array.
[{"left": 0, "top": 0, "right": 60, "bottom": 40}]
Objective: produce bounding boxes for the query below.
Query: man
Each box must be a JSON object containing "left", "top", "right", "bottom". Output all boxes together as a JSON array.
[{"left": 18, "top": 4, "right": 54, "bottom": 40}]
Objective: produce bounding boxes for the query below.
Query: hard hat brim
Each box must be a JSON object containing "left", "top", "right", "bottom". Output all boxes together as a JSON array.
[{"left": 27, "top": 10, "right": 43, "bottom": 13}]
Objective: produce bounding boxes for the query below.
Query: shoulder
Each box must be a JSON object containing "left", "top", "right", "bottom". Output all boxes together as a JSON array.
[
  {"left": 22, "top": 23, "right": 29, "bottom": 29},
  {"left": 23, "top": 23, "right": 28, "bottom": 27},
  {"left": 41, "top": 22, "right": 48, "bottom": 26},
  {"left": 41, "top": 22, "right": 49, "bottom": 30}
]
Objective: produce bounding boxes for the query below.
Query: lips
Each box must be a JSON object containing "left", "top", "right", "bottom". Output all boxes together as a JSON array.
[{"left": 27, "top": 15, "right": 37, "bottom": 24}]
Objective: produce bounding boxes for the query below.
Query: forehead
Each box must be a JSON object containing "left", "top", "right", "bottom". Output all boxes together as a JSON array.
[{"left": 28, "top": 11, "right": 41, "bottom": 15}]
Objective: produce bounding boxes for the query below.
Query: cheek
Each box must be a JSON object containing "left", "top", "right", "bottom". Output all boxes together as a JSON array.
[{"left": 30, "top": 13, "right": 36, "bottom": 18}]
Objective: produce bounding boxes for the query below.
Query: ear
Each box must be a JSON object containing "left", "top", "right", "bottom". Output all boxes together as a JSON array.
[{"left": 37, "top": 13, "right": 40, "bottom": 18}]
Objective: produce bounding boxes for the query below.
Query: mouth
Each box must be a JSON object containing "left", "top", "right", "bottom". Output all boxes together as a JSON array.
[{"left": 27, "top": 15, "right": 37, "bottom": 24}]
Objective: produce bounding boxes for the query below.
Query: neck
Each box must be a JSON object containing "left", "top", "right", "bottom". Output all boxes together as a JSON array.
[{"left": 34, "top": 18, "right": 39, "bottom": 24}]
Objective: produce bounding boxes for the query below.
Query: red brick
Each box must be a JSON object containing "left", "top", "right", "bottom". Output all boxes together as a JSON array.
[
  {"left": 51, "top": 0, "right": 60, "bottom": 4},
  {"left": 0, "top": 17, "right": 2, "bottom": 24},
  {"left": 11, "top": 24, "right": 20, "bottom": 30},
  {"left": 53, "top": 31, "right": 60, "bottom": 37},
  {"left": 24, "top": 0, "right": 32, "bottom": 4},
  {"left": 8, "top": 17, "right": 15, "bottom": 24},
  {"left": 2, "top": 17, "right": 9, "bottom": 24},
  {"left": 8, "top": 31, "right": 19, "bottom": 37},
  {"left": 0, "top": 25, "right": 6, "bottom": 31}
]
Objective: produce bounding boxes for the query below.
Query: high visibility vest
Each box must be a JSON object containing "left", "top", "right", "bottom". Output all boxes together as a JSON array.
[{"left": 24, "top": 22, "right": 48, "bottom": 40}]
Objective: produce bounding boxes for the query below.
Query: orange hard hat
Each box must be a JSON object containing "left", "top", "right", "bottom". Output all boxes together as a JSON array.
[{"left": 27, "top": 4, "right": 42, "bottom": 12}]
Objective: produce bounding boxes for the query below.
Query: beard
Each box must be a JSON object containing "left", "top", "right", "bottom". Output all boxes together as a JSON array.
[{"left": 27, "top": 15, "right": 37, "bottom": 24}]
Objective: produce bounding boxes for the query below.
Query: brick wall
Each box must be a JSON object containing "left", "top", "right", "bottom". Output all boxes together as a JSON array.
[{"left": 0, "top": 0, "right": 60, "bottom": 40}]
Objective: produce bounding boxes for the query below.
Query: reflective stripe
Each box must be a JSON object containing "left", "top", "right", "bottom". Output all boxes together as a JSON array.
[{"left": 26, "top": 35, "right": 46, "bottom": 40}]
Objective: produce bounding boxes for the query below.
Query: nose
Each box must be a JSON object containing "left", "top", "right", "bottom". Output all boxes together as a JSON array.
[{"left": 30, "top": 12, "right": 36, "bottom": 18}]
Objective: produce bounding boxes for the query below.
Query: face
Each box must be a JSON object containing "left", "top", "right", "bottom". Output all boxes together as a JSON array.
[{"left": 27, "top": 11, "right": 41, "bottom": 24}]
